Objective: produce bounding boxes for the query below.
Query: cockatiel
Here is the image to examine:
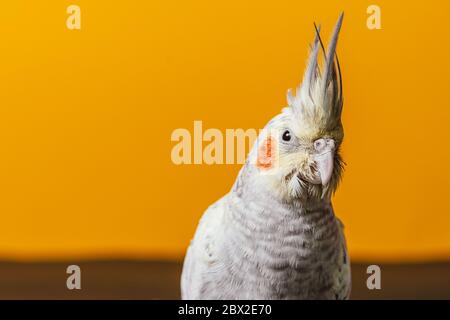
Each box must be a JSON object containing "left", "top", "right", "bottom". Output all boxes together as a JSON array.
[{"left": 181, "top": 13, "right": 350, "bottom": 300}]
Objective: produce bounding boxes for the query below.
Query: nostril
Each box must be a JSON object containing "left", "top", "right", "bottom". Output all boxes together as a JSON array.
[
  {"left": 314, "top": 138, "right": 326, "bottom": 151},
  {"left": 314, "top": 138, "right": 336, "bottom": 152},
  {"left": 326, "top": 138, "right": 335, "bottom": 148}
]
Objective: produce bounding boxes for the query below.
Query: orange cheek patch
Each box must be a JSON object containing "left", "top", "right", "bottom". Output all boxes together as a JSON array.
[{"left": 256, "top": 135, "right": 278, "bottom": 170}]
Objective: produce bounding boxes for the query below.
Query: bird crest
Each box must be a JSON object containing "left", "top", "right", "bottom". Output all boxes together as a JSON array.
[{"left": 287, "top": 13, "right": 344, "bottom": 133}]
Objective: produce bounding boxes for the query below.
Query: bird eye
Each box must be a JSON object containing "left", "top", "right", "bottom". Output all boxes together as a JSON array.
[{"left": 282, "top": 130, "right": 291, "bottom": 142}]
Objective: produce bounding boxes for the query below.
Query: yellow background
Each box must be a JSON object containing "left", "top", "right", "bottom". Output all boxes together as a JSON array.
[{"left": 0, "top": 1, "right": 449, "bottom": 262}]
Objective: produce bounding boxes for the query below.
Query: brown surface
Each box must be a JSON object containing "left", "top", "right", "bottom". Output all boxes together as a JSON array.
[{"left": 0, "top": 260, "right": 448, "bottom": 299}]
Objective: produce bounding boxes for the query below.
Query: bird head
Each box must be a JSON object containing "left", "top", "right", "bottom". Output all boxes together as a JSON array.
[{"left": 248, "top": 13, "right": 345, "bottom": 202}]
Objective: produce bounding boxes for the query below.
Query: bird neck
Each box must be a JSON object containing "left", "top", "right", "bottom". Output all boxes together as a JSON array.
[{"left": 231, "top": 162, "right": 331, "bottom": 213}]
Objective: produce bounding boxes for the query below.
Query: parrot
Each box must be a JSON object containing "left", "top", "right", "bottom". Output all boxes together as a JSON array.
[{"left": 181, "top": 13, "right": 351, "bottom": 300}]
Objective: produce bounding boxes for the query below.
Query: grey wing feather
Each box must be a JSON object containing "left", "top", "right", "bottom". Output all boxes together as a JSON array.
[
  {"left": 181, "top": 197, "right": 227, "bottom": 299},
  {"left": 334, "top": 217, "right": 351, "bottom": 299}
]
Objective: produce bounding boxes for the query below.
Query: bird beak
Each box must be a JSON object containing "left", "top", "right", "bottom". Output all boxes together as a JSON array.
[{"left": 314, "top": 151, "right": 334, "bottom": 186}]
